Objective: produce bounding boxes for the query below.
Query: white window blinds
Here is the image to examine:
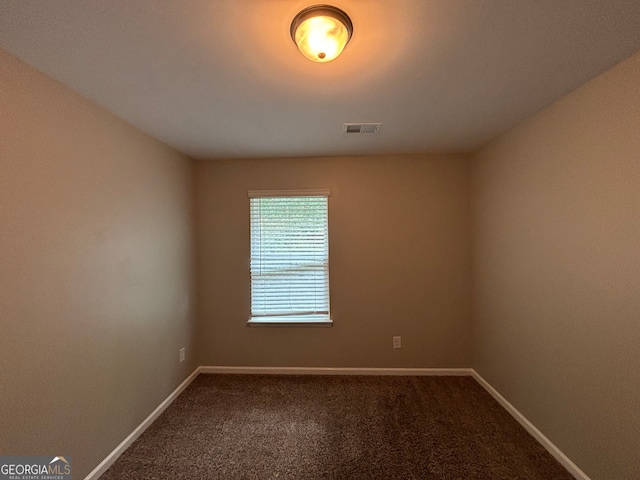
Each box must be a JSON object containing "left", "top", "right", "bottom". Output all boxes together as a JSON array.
[{"left": 249, "top": 191, "right": 330, "bottom": 324}]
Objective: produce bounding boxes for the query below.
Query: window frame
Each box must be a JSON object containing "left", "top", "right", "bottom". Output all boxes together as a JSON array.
[{"left": 247, "top": 189, "right": 332, "bottom": 327}]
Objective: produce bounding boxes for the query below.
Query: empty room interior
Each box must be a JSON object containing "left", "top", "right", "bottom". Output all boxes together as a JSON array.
[{"left": 1, "top": 1, "right": 639, "bottom": 479}]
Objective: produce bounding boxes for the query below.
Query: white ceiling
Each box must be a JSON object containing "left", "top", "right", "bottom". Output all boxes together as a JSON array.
[{"left": 1, "top": 1, "right": 639, "bottom": 160}]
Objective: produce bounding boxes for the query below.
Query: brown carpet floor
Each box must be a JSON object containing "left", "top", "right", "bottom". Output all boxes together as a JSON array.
[{"left": 99, "top": 374, "right": 574, "bottom": 479}]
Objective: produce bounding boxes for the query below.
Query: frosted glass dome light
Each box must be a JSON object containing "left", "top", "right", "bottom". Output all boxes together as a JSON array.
[{"left": 291, "top": 5, "right": 353, "bottom": 63}]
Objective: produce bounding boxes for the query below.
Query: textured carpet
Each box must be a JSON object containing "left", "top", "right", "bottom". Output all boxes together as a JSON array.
[{"left": 99, "top": 374, "right": 574, "bottom": 479}]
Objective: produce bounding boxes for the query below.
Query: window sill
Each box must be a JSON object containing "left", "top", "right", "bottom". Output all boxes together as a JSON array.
[{"left": 247, "top": 316, "right": 333, "bottom": 327}]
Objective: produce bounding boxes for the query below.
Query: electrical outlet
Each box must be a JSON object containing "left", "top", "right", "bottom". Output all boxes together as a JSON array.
[
  {"left": 393, "top": 336, "right": 401, "bottom": 349},
  {"left": 179, "top": 347, "right": 185, "bottom": 363}
]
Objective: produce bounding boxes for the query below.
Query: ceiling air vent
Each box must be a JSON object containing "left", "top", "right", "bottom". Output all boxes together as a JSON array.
[{"left": 343, "top": 123, "right": 382, "bottom": 134}]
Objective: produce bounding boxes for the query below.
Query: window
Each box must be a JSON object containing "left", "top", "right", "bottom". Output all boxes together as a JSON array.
[{"left": 248, "top": 190, "right": 331, "bottom": 326}]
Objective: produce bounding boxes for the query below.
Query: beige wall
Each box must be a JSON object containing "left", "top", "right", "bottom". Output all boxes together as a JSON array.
[
  {"left": 195, "top": 155, "right": 472, "bottom": 368},
  {"left": 471, "top": 51, "right": 640, "bottom": 479},
  {"left": 0, "top": 51, "right": 197, "bottom": 478}
]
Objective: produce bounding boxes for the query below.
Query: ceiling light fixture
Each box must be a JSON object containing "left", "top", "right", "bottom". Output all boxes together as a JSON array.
[{"left": 290, "top": 5, "right": 353, "bottom": 63}]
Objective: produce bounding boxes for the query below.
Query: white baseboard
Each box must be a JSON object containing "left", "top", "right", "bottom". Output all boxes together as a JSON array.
[
  {"left": 471, "top": 371, "right": 590, "bottom": 480},
  {"left": 85, "top": 366, "right": 588, "bottom": 480},
  {"left": 199, "top": 366, "right": 474, "bottom": 376},
  {"left": 83, "top": 367, "right": 200, "bottom": 480}
]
